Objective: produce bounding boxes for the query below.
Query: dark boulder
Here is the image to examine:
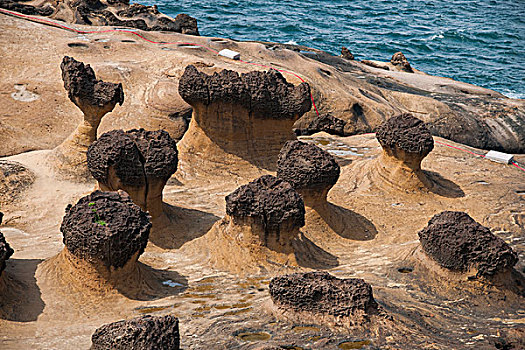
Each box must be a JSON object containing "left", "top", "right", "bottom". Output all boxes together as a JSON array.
[
  {"left": 418, "top": 211, "right": 518, "bottom": 277},
  {"left": 91, "top": 315, "right": 180, "bottom": 350},
  {"left": 60, "top": 190, "right": 151, "bottom": 268},
  {"left": 270, "top": 271, "right": 378, "bottom": 317},
  {"left": 225, "top": 175, "right": 305, "bottom": 231}
]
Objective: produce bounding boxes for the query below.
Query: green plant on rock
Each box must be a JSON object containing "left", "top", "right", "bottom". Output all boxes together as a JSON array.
[{"left": 88, "top": 202, "right": 107, "bottom": 226}]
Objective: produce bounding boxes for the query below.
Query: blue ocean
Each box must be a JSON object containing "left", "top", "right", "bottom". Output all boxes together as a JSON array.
[{"left": 141, "top": 0, "right": 524, "bottom": 99}]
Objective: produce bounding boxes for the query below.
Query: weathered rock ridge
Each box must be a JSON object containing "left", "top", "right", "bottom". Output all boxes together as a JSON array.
[
  {"left": 0, "top": 0, "right": 199, "bottom": 34},
  {"left": 1, "top": 13, "right": 524, "bottom": 158}
]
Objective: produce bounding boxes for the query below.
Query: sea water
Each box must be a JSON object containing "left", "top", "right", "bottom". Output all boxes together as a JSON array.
[{"left": 140, "top": 0, "right": 524, "bottom": 98}]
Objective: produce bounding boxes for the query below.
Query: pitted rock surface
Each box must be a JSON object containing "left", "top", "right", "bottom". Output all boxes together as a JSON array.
[
  {"left": 178, "top": 65, "right": 312, "bottom": 119},
  {"left": 294, "top": 113, "right": 346, "bottom": 137},
  {"left": 91, "top": 315, "right": 180, "bottom": 350},
  {"left": 0, "top": 212, "right": 14, "bottom": 274},
  {"left": 418, "top": 211, "right": 518, "bottom": 277},
  {"left": 0, "top": 0, "right": 199, "bottom": 34},
  {"left": 126, "top": 128, "right": 178, "bottom": 180},
  {"left": 61, "top": 56, "right": 124, "bottom": 108},
  {"left": 277, "top": 140, "right": 340, "bottom": 190},
  {"left": 390, "top": 51, "right": 413, "bottom": 73},
  {"left": 376, "top": 113, "right": 434, "bottom": 154},
  {"left": 87, "top": 130, "right": 146, "bottom": 187},
  {"left": 60, "top": 190, "right": 151, "bottom": 268},
  {"left": 225, "top": 175, "right": 305, "bottom": 230},
  {"left": 270, "top": 272, "right": 379, "bottom": 317}
]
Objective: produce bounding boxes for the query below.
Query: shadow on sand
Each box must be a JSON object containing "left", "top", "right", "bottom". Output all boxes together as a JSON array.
[
  {"left": 149, "top": 203, "right": 220, "bottom": 250},
  {"left": 314, "top": 203, "right": 378, "bottom": 241},
  {"left": 0, "top": 259, "right": 45, "bottom": 322},
  {"left": 293, "top": 233, "right": 339, "bottom": 269},
  {"left": 425, "top": 171, "right": 465, "bottom": 198}
]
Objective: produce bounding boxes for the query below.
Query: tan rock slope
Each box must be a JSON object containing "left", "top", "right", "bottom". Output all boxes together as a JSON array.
[
  {"left": 0, "top": 7, "right": 524, "bottom": 350},
  {"left": 1, "top": 11, "right": 524, "bottom": 158}
]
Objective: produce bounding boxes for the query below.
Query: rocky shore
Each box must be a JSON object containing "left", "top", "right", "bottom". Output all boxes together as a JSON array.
[{"left": 0, "top": 4, "right": 524, "bottom": 350}]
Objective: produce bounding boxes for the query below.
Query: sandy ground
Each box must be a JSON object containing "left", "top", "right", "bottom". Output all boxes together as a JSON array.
[{"left": 0, "top": 132, "right": 523, "bottom": 349}]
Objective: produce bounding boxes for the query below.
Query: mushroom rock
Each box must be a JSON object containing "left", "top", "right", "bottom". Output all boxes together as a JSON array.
[
  {"left": 0, "top": 213, "right": 14, "bottom": 276},
  {"left": 87, "top": 128, "right": 178, "bottom": 228},
  {"left": 91, "top": 315, "right": 180, "bottom": 350},
  {"left": 374, "top": 113, "right": 434, "bottom": 191},
  {"left": 201, "top": 175, "right": 306, "bottom": 274},
  {"left": 418, "top": 211, "right": 519, "bottom": 280},
  {"left": 43, "top": 190, "right": 151, "bottom": 296},
  {"left": 0, "top": 0, "right": 199, "bottom": 34},
  {"left": 269, "top": 272, "right": 385, "bottom": 328},
  {"left": 87, "top": 130, "right": 146, "bottom": 208},
  {"left": 277, "top": 140, "right": 340, "bottom": 208},
  {"left": 50, "top": 56, "right": 124, "bottom": 180},
  {"left": 390, "top": 52, "right": 413, "bottom": 73},
  {"left": 126, "top": 128, "right": 178, "bottom": 221},
  {"left": 176, "top": 65, "right": 312, "bottom": 180},
  {"left": 341, "top": 46, "right": 354, "bottom": 60}
]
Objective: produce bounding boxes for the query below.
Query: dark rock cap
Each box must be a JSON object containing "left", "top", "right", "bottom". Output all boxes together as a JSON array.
[
  {"left": 87, "top": 130, "right": 146, "bottom": 187},
  {"left": 376, "top": 113, "right": 434, "bottom": 154},
  {"left": 294, "top": 113, "right": 346, "bottom": 137},
  {"left": 270, "top": 272, "right": 378, "bottom": 317},
  {"left": 418, "top": 211, "right": 518, "bottom": 277},
  {"left": 0, "top": 212, "right": 14, "bottom": 274},
  {"left": 390, "top": 51, "right": 413, "bottom": 73},
  {"left": 178, "top": 65, "right": 312, "bottom": 119},
  {"left": 91, "top": 315, "right": 180, "bottom": 350},
  {"left": 61, "top": 56, "right": 124, "bottom": 108},
  {"left": 225, "top": 175, "right": 305, "bottom": 230},
  {"left": 60, "top": 190, "right": 151, "bottom": 268},
  {"left": 277, "top": 140, "right": 340, "bottom": 190},
  {"left": 126, "top": 128, "right": 178, "bottom": 180},
  {"left": 341, "top": 46, "right": 354, "bottom": 60}
]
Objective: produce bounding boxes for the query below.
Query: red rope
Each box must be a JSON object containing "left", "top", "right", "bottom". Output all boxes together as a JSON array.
[
  {"left": 0, "top": 8, "right": 320, "bottom": 116},
  {"left": 434, "top": 140, "right": 485, "bottom": 158},
  {"left": 512, "top": 161, "right": 525, "bottom": 172}
]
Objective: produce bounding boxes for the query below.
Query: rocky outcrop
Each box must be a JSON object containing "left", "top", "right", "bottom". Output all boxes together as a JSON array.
[
  {"left": 176, "top": 65, "right": 311, "bottom": 178},
  {"left": 87, "top": 128, "right": 178, "bottom": 232},
  {"left": 0, "top": 213, "right": 14, "bottom": 275},
  {"left": 390, "top": 52, "right": 413, "bottom": 73},
  {"left": 91, "top": 315, "right": 180, "bottom": 350},
  {"left": 418, "top": 211, "right": 518, "bottom": 277},
  {"left": 270, "top": 272, "right": 378, "bottom": 317},
  {"left": 268, "top": 271, "right": 387, "bottom": 329},
  {"left": 277, "top": 140, "right": 340, "bottom": 207},
  {"left": 2, "top": 15, "right": 525, "bottom": 157},
  {"left": 373, "top": 113, "right": 435, "bottom": 191},
  {"left": 341, "top": 47, "right": 354, "bottom": 60},
  {"left": 50, "top": 56, "right": 124, "bottom": 180},
  {"left": 0, "top": 0, "right": 199, "bottom": 34}
]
